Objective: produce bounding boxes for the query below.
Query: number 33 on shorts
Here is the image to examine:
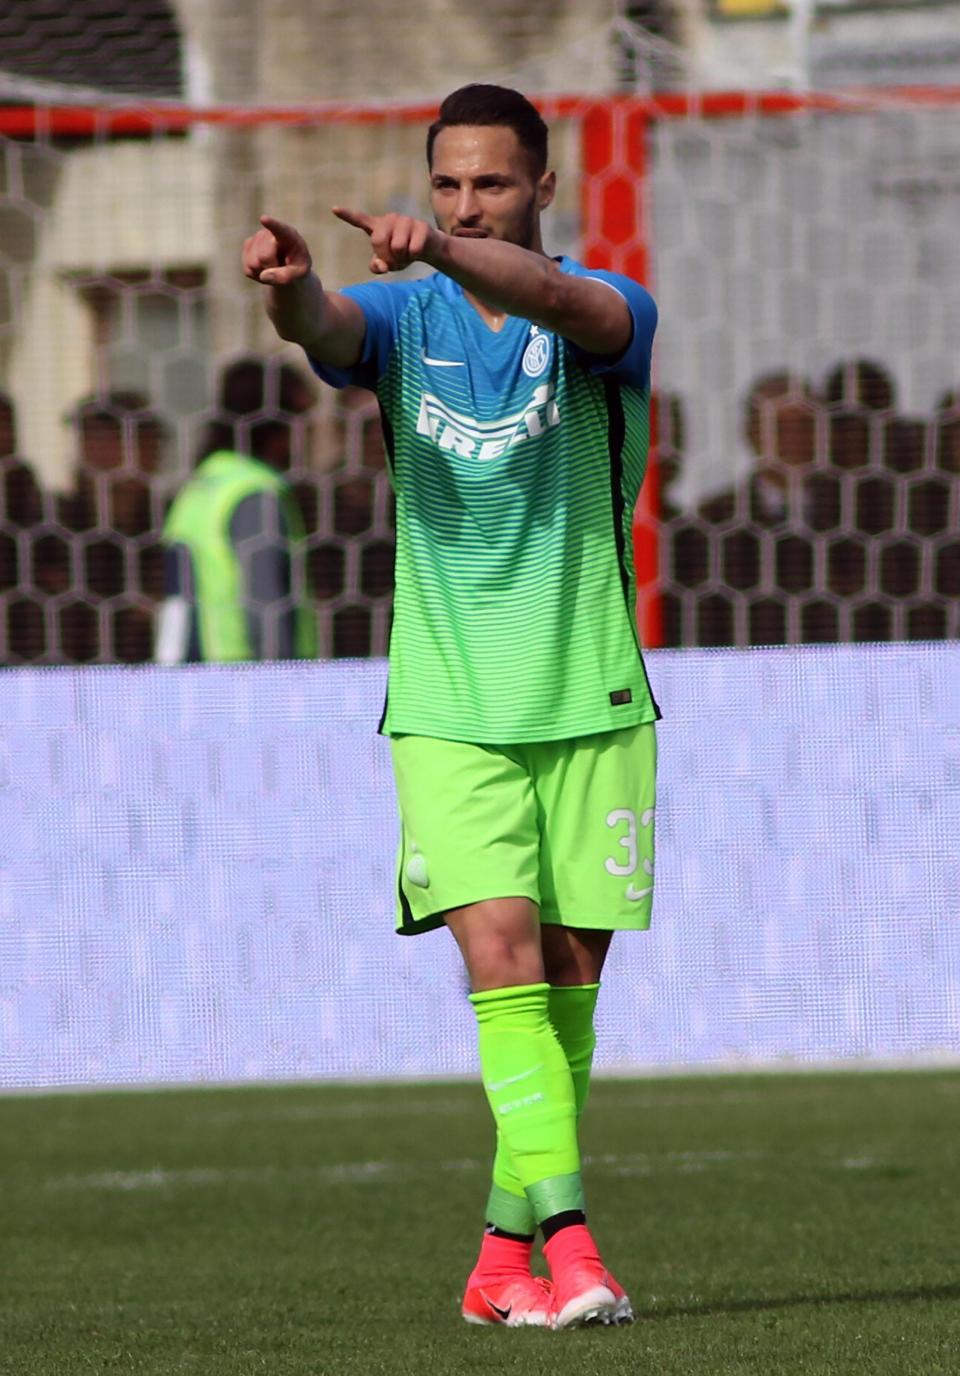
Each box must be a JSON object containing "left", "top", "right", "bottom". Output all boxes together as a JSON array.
[{"left": 605, "top": 807, "right": 655, "bottom": 903}]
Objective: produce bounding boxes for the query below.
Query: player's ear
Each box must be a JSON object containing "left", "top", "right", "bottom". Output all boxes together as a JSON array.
[{"left": 537, "top": 170, "right": 557, "bottom": 212}]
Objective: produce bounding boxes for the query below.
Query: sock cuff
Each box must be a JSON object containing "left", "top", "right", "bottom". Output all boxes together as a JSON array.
[
  {"left": 468, "top": 981, "right": 551, "bottom": 1009},
  {"left": 525, "top": 1171, "right": 586, "bottom": 1225},
  {"left": 485, "top": 1182, "right": 537, "bottom": 1238},
  {"left": 548, "top": 982, "right": 600, "bottom": 1033}
]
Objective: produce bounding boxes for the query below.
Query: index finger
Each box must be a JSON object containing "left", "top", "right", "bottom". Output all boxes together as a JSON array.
[
  {"left": 259, "top": 215, "right": 302, "bottom": 247},
  {"left": 332, "top": 206, "right": 374, "bottom": 234}
]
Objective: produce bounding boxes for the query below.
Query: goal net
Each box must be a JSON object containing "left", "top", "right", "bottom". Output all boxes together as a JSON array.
[{"left": 0, "top": 89, "right": 958, "bottom": 663}]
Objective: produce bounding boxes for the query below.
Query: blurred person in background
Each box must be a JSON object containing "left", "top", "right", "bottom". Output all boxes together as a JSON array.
[
  {"left": 63, "top": 391, "right": 167, "bottom": 536},
  {"left": 668, "top": 371, "right": 823, "bottom": 645},
  {"left": 297, "top": 383, "right": 396, "bottom": 658},
  {"left": 821, "top": 359, "right": 892, "bottom": 637},
  {"left": 932, "top": 393, "right": 960, "bottom": 636},
  {"left": 0, "top": 392, "right": 42, "bottom": 526},
  {"left": 934, "top": 391, "right": 960, "bottom": 477},
  {"left": 650, "top": 390, "right": 685, "bottom": 523},
  {"left": 702, "top": 370, "right": 823, "bottom": 528},
  {"left": 0, "top": 391, "right": 46, "bottom": 663},
  {"left": 653, "top": 391, "right": 688, "bottom": 649},
  {"left": 244, "top": 81, "right": 658, "bottom": 1330},
  {"left": 823, "top": 361, "right": 924, "bottom": 642},
  {"left": 66, "top": 393, "right": 170, "bottom": 663},
  {"left": 331, "top": 385, "right": 393, "bottom": 656},
  {"left": 156, "top": 357, "right": 318, "bottom": 664},
  {"left": 897, "top": 392, "right": 960, "bottom": 640},
  {"left": 823, "top": 357, "right": 895, "bottom": 416}
]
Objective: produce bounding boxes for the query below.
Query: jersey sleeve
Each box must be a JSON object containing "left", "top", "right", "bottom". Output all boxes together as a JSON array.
[
  {"left": 564, "top": 268, "right": 657, "bottom": 389},
  {"left": 307, "top": 279, "right": 423, "bottom": 391}
]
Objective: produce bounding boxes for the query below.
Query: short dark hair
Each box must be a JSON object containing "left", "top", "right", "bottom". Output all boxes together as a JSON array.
[{"left": 426, "top": 84, "right": 548, "bottom": 178}]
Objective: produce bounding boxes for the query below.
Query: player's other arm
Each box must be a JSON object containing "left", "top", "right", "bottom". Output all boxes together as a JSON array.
[
  {"left": 427, "top": 233, "right": 635, "bottom": 357},
  {"left": 242, "top": 215, "right": 367, "bottom": 368},
  {"left": 333, "top": 207, "right": 636, "bottom": 358}
]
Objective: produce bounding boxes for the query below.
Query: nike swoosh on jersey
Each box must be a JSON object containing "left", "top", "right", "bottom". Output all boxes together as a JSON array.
[
  {"left": 486, "top": 1063, "right": 543, "bottom": 1093},
  {"left": 421, "top": 351, "right": 464, "bottom": 367},
  {"left": 625, "top": 883, "right": 653, "bottom": 901}
]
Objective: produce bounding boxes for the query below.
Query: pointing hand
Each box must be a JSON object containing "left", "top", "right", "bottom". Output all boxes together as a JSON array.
[
  {"left": 333, "top": 206, "right": 436, "bottom": 275},
  {"left": 243, "top": 216, "right": 312, "bottom": 287}
]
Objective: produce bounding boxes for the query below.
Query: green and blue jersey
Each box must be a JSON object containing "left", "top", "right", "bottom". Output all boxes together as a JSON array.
[{"left": 311, "top": 256, "right": 659, "bottom": 743}]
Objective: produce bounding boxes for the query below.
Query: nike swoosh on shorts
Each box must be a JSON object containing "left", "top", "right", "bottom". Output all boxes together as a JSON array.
[{"left": 625, "top": 884, "right": 653, "bottom": 901}]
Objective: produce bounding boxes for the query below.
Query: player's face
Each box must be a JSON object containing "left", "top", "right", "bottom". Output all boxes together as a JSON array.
[
  {"left": 748, "top": 391, "right": 816, "bottom": 472},
  {"left": 429, "top": 125, "right": 555, "bottom": 251}
]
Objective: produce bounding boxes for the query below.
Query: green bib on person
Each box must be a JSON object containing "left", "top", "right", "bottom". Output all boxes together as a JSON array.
[{"left": 163, "top": 450, "right": 317, "bottom": 661}]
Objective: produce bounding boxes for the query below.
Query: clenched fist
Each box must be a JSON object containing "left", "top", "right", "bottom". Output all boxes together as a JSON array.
[{"left": 242, "top": 216, "right": 312, "bottom": 287}]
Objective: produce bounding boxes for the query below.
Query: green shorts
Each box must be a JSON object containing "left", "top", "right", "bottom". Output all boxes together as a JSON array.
[{"left": 390, "top": 722, "right": 656, "bottom": 935}]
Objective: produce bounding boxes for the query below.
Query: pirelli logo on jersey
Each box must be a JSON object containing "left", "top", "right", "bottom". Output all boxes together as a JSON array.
[{"left": 415, "top": 384, "right": 561, "bottom": 461}]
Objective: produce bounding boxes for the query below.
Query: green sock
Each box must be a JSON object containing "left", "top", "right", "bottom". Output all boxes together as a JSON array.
[
  {"left": 549, "top": 983, "right": 601, "bottom": 1116},
  {"left": 482, "top": 982, "right": 600, "bottom": 1234},
  {"left": 470, "top": 982, "right": 584, "bottom": 1227}
]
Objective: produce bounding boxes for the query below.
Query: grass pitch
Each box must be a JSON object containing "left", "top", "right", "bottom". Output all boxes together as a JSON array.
[{"left": 2, "top": 1071, "right": 959, "bottom": 1375}]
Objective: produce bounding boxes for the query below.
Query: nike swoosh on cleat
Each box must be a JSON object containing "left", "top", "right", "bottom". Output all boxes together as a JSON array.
[
  {"left": 482, "top": 1293, "right": 513, "bottom": 1322},
  {"left": 486, "top": 1063, "right": 543, "bottom": 1093},
  {"left": 421, "top": 351, "right": 464, "bottom": 367}
]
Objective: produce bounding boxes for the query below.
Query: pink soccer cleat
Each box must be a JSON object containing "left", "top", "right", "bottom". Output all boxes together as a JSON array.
[
  {"left": 461, "top": 1234, "right": 554, "bottom": 1328},
  {"left": 543, "top": 1224, "right": 634, "bottom": 1329},
  {"left": 461, "top": 1272, "right": 555, "bottom": 1327}
]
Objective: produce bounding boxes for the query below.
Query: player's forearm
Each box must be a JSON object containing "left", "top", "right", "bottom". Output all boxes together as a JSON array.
[
  {"left": 264, "top": 271, "right": 332, "bottom": 351},
  {"left": 422, "top": 232, "right": 630, "bottom": 354},
  {"left": 422, "top": 233, "right": 570, "bottom": 330}
]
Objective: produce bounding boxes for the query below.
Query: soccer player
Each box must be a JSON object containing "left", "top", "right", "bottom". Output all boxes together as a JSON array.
[{"left": 243, "top": 83, "right": 659, "bottom": 1330}]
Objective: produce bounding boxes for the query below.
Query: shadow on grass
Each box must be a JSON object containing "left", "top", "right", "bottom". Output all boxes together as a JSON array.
[{"left": 646, "top": 1283, "right": 960, "bottom": 1322}]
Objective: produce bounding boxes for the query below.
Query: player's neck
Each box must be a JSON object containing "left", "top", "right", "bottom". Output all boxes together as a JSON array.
[
  {"left": 464, "top": 291, "right": 509, "bottom": 332},
  {"left": 464, "top": 232, "right": 550, "bottom": 333}
]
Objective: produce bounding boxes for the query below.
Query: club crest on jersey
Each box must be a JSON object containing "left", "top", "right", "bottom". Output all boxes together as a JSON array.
[
  {"left": 416, "top": 383, "right": 561, "bottom": 461},
  {"left": 522, "top": 330, "right": 550, "bottom": 378}
]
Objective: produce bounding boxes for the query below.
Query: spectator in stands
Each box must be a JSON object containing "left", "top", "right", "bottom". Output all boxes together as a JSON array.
[
  {"left": 824, "top": 358, "right": 895, "bottom": 492},
  {"left": 651, "top": 390, "right": 685, "bottom": 523},
  {"left": 0, "top": 391, "right": 43, "bottom": 534},
  {"left": 0, "top": 393, "right": 15, "bottom": 464},
  {"left": 1, "top": 391, "right": 46, "bottom": 663},
  {"left": 653, "top": 392, "right": 687, "bottom": 647},
  {"left": 821, "top": 361, "right": 900, "bottom": 640},
  {"left": 305, "top": 384, "right": 396, "bottom": 657},
  {"left": 875, "top": 407, "right": 928, "bottom": 634},
  {"left": 707, "top": 371, "right": 821, "bottom": 525},
  {"left": 921, "top": 392, "right": 960, "bottom": 638},
  {"left": 934, "top": 391, "right": 960, "bottom": 476},
  {"left": 60, "top": 393, "right": 172, "bottom": 663},
  {"left": 823, "top": 357, "right": 895, "bottom": 415},
  {"left": 72, "top": 391, "right": 167, "bottom": 535},
  {"left": 156, "top": 356, "right": 318, "bottom": 663},
  {"left": 667, "top": 371, "right": 822, "bottom": 645}
]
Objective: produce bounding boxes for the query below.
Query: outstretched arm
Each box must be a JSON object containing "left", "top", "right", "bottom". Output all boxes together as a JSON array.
[
  {"left": 332, "top": 207, "right": 634, "bottom": 358},
  {"left": 242, "top": 216, "right": 367, "bottom": 368}
]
